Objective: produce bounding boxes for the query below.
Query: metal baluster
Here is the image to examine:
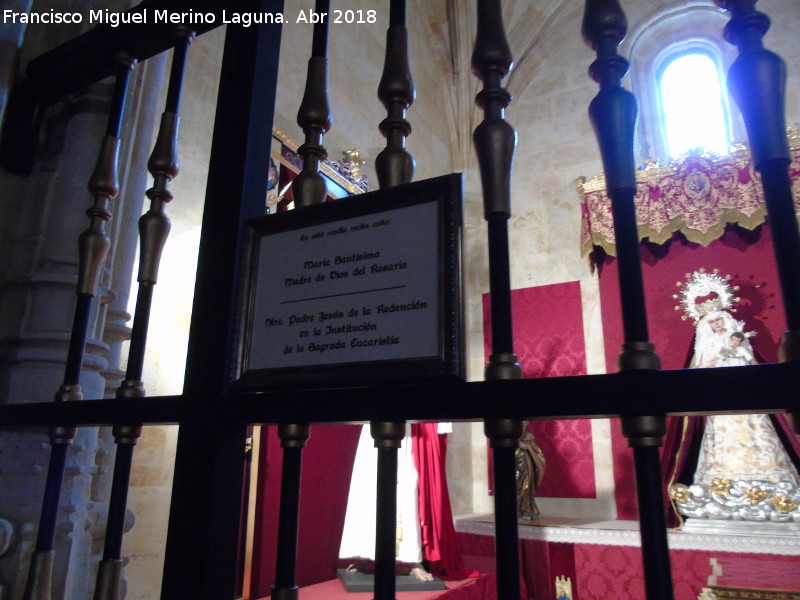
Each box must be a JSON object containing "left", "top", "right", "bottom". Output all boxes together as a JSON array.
[
  {"left": 471, "top": 2, "right": 524, "bottom": 598},
  {"left": 370, "top": 422, "right": 406, "bottom": 600},
  {"left": 272, "top": 3, "right": 329, "bottom": 598},
  {"left": 582, "top": 3, "right": 671, "bottom": 600},
  {"left": 92, "top": 29, "right": 193, "bottom": 600},
  {"left": 22, "top": 53, "right": 136, "bottom": 600},
  {"left": 292, "top": 0, "right": 332, "bottom": 208},
  {"left": 375, "top": 0, "right": 415, "bottom": 188},
  {"left": 371, "top": 3, "right": 414, "bottom": 598},
  {"left": 714, "top": 0, "right": 800, "bottom": 431},
  {"left": 272, "top": 424, "right": 311, "bottom": 600}
]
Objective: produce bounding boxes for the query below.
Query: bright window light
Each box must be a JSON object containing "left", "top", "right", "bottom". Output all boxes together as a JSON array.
[{"left": 660, "top": 53, "right": 729, "bottom": 158}]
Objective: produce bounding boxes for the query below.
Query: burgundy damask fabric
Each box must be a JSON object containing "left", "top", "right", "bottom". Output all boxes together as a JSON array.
[
  {"left": 575, "top": 544, "right": 799, "bottom": 600},
  {"left": 483, "top": 282, "right": 595, "bottom": 499},
  {"left": 456, "top": 531, "right": 800, "bottom": 600},
  {"left": 484, "top": 282, "right": 588, "bottom": 380}
]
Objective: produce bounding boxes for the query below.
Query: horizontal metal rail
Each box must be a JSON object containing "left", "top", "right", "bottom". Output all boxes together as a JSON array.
[{"left": 2, "top": 362, "right": 798, "bottom": 427}]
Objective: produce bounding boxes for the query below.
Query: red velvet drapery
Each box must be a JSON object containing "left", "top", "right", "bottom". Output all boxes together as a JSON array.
[{"left": 412, "top": 423, "right": 474, "bottom": 579}]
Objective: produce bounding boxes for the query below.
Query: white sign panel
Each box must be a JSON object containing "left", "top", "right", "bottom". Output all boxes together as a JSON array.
[
  {"left": 235, "top": 173, "right": 463, "bottom": 389},
  {"left": 248, "top": 201, "right": 439, "bottom": 369}
]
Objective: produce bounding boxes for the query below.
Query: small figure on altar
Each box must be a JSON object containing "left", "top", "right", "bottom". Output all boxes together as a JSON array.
[{"left": 515, "top": 422, "right": 546, "bottom": 521}]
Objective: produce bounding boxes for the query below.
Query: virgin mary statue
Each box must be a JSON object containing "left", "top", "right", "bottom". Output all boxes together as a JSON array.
[{"left": 665, "top": 270, "right": 800, "bottom": 526}]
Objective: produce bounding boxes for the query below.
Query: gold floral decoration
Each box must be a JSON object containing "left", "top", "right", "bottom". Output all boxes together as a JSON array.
[
  {"left": 710, "top": 478, "right": 731, "bottom": 495},
  {"left": 555, "top": 575, "right": 573, "bottom": 600},
  {"left": 745, "top": 486, "right": 768, "bottom": 504},
  {"left": 772, "top": 494, "right": 799, "bottom": 514},
  {"left": 669, "top": 484, "right": 691, "bottom": 503}
]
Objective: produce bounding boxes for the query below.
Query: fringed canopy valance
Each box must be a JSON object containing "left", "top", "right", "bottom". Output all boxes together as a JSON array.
[{"left": 578, "top": 129, "right": 800, "bottom": 256}]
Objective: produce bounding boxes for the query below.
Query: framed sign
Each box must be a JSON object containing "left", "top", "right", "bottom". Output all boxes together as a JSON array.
[{"left": 233, "top": 173, "right": 464, "bottom": 389}]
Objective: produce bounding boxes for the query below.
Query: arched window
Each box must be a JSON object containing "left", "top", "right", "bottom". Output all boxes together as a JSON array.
[
  {"left": 659, "top": 52, "right": 730, "bottom": 158},
  {"left": 624, "top": 5, "right": 743, "bottom": 165}
]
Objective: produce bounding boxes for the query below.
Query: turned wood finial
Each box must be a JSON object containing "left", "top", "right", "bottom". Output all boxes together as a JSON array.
[
  {"left": 717, "top": 1, "right": 800, "bottom": 361},
  {"left": 582, "top": 0, "right": 630, "bottom": 88},
  {"left": 582, "top": 0, "right": 637, "bottom": 195},
  {"left": 376, "top": 0, "right": 415, "bottom": 188},
  {"left": 472, "top": 0, "right": 516, "bottom": 219},
  {"left": 471, "top": 0, "right": 513, "bottom": 80},
  {"left": 583, "top": 0, "right": 659, "bottom": 360},
  {"left": 293, "top": 3, "right": 332, "bottom": 208},
  {"left": 717, "top": 0, "right": 788, "bottom": 168},
  {"left": 78, "top": 55, "right": 136, "bottom": 297}
]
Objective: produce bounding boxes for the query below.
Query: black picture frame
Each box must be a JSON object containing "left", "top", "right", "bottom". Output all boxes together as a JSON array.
[{"left": 231, "top": 173, "right": 464, "bottom": 390}]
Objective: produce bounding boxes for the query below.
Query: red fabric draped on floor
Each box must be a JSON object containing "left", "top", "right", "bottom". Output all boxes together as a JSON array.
[
  {"left": 412, "top": 422, "right": 476, "bottom": 579},
  {"left": 259, "top": 576, "right": 479, "bottom": 600}
]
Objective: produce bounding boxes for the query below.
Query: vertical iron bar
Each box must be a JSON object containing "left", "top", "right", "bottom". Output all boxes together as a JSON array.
[
  {"left": 631, "top": 444, "right": 673, "bottom": 598},
  {"left": 492, "top": 443, "right": 521, "bottom": 600},
  {"left": 471, "top": 1, "right": 524, "bottom": 598},
  {"left": 293, "top": 2, "right": 332, "bottom": 208},
  {"left": 486, "top": 214, "right": 513, "bottom": 355},
  {"left": 376, "top": 0, "right": 414, "bottom": 188},
  {"left": 371, "top": 4, "right": 415, "bottom": 598},
  {"left": 370, "top": 422, "right": 405, "bottom": 600},
  {"left": 273, "top": 8, "right": 329, "bottom": 600},
  {"left": 161, "top": 2, "right": 283, "bottom": 597},
  {"left": 374, "top": 447, "right": 399, "bottom": 600},
  {"left": 272, "top": 425, "right": 310, "bottom": 600},
  {"left": 582, "top": 3, "right": 670, "bottom": 600},
  {"left": 311, "top": 0, "right": 331, "bottom": 59},
  {"left": 717, "top": 0, "right": 800, "bottom": 328},
  {"left": 715, "top": 0, "right": 800, "bottom": 432},
  {"left": 23, "top": 54, "right": 136, "bottom": 600}
]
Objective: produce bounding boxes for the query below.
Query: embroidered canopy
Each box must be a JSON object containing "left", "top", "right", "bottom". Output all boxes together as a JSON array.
[{"left": 578, "top": 129, "right": 800, "bottom": 256}]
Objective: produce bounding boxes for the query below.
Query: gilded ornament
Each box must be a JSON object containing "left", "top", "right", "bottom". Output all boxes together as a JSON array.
[
  {"left": 745, "top": 486, "right": 767, "bottom": 504},
  {"left": 341, "top": 148, "right": 366, "bottom": 181},
  {"left": 669, "top": 484, "right": 692, "bottom": 503},
  {"left": 698, "top": 588, "right": 718, "bottom": 600},
  {"left": 710, "top": 478, "right": 731, "bottom": 495},
  {"left": 772, "top": 494, "right": 798, "bottom": 514},
  {"left": 555, "top": 575, "right": 573, "bottom": 600},
  {"left": 673, "top": 270, "right": 760, "bottom": 346}
]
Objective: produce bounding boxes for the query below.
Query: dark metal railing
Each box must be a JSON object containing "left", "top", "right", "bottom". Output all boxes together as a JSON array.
[
  {"left": 23, "top": 53, "right": 137, "bottom": 600},
  {"left": 471, "top": 2, "right": 525, "bottom": 600},
  {"left": 582, "top": 2, "right": 671, "bottom": 599},
  {"left": 1, "top": 2, "right": 799, "bottom": 600}
]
